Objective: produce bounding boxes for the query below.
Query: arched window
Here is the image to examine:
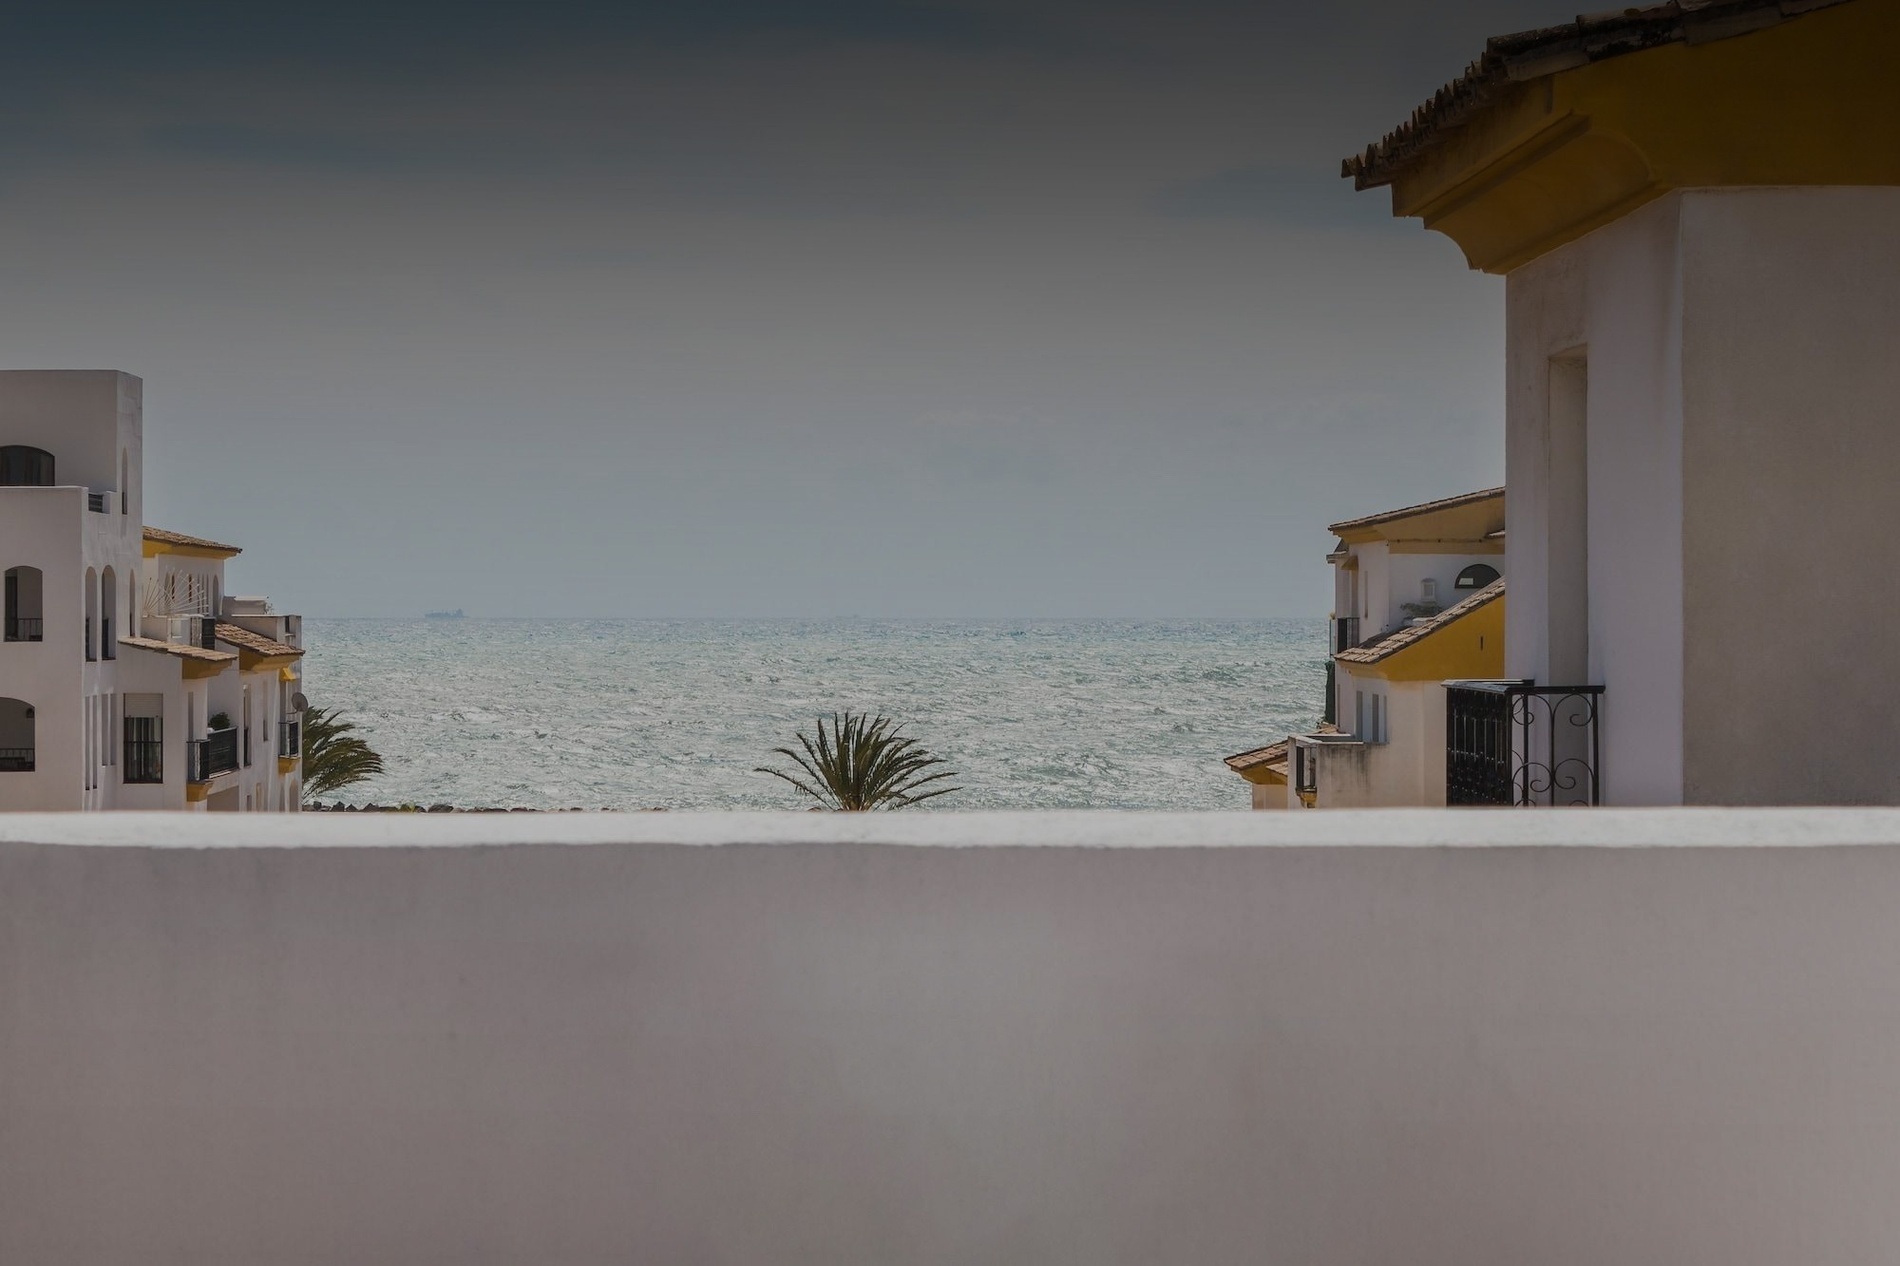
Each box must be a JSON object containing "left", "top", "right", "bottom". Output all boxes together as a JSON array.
[
  {"left": 0, "top": 697, "right": 34, "bottom": 771},
  {"left": 0, "top": 446, "right": 54, "bottom": 487},
  {"left": 85, "top": 567, "right": 98, "bottom": 661},
  {"left": 101, "top": 566, "right": 118, "bottom": 659},
  {"left": 4, "top": 566, "right": 44, "bottom": 642},
  {"left": 1455, "top": 563, "right": 1501, "bottom": 591}
]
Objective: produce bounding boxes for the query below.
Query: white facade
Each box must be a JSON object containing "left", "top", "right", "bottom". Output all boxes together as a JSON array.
[
  {"left": 10, "top": 809, "right": 1900, "bottom": 1264},
  {"left": 1505, "top": 187, "right": 1900, "bottom": 805},
  {"left": 0, "top": 371, "right": 305, "bottom": 812},
  {"left": 1262, "top": 489, "right": 1505, "bottom": 810}
]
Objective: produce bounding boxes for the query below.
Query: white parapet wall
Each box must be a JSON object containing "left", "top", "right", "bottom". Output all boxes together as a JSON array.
[{"left": 6, "top": 809, "right": 1900, "bottom": 1264}]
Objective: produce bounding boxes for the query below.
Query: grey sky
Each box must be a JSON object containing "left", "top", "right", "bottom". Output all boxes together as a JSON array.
[{"left": 0, "top": 1, "right": 1577, "bottom": 617}]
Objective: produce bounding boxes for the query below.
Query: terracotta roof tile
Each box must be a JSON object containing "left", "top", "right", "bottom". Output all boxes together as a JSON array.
[
  {"left": 1343, "top": 0, "right": 1853, "bottom": 190},
  {"left": 1336, "top": 579, "right": 1504, "bottom": 665},
  {"left": 1223, "top": 741, "right": 1289, "bottom": 774},
  {"left": 118, "top": 636, "right": 238, "bottom": 665},
  {"left": 215, "top": 622, "right": 302, "bottom": 658},
  {"left": 1327, "top": 487, "right": 1503, "bottom": 536},
  {"left": 144, "top": 525, "right": 242, "bottom": 555}
]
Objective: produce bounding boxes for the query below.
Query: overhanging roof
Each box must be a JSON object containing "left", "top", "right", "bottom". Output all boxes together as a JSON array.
[{"left": 1343, "top": 0, "right": 1855, "bottom": 192}]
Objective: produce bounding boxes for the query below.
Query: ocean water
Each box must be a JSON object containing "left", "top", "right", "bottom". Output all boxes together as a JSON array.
[{"left": 302, "top": 618, "right": 1326, "bottom": 811}]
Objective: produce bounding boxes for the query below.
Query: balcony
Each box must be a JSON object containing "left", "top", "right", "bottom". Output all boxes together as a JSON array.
[
  {"left": 4, "top": 617, "right": 42, "bottom": 643},
  {"left": 167, "top": 614, "right": 217, "bottom": 651},
  {"left": 1332, "top": 615, "right": 1361, "bottom": 653},
  {"left": 1445, "top": 680, "right": 1603, "bottom": 806},
  {"left": 187, "top": 727, "right": 240, "bottom": 783},
  {"left": 0, "top": 746, "right": 33, "bottom": 772},
  {"left": 279, "top": 718, "right": 301, "bottom": 760}
]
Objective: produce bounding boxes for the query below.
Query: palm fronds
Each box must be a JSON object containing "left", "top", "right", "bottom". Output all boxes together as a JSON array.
[
  {"left": 301, "top": 705, "right": 386, "bottom": 802},
  {"left": 756, "top": 712, "right": 959, "bottom": 811}
]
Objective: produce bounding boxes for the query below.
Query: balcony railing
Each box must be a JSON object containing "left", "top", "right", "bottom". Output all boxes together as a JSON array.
[
  {"left": 1333, "top": 616, "right": 1361, "bottom": 653},
  {"left": 5, "top": 616, "right": 43, "bottom": 642},
  {"left": 0, "top": 747, "right": 34, "bottom": 772},
  {"left": 86, "top": 617, "right": 95, "bottom": 661},
  {"left": 1446, "top": 680, "right": 1603, "bottom": 807},
  {"left": 279, "top": 718, "right": 300, "bottom": 760},
  {"left": 101, "top": 617, "right": 114, "bottom": 659},
  {"left": 188, "top": 728, "right": 241, "bottom": 783},
  {"left": 87, "top": 491, "right": 108, "bottom": 513}
]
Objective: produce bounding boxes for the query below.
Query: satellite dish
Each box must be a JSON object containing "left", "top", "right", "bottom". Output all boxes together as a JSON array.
[{"left": 290, "top": 691, "right": 310, "bottom": 713}]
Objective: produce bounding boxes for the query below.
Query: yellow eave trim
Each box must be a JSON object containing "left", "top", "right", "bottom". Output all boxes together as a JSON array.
[
  {"left": 278, "top": 755, "right": 299, "bottom": 774},
  {"left": 144, "top": 540, "right": 241, "bottom": 560}
]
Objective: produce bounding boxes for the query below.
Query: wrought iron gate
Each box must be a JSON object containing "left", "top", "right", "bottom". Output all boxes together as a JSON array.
[{"left": 1445, "top": 681, "right": 1603, "bottom": 806}]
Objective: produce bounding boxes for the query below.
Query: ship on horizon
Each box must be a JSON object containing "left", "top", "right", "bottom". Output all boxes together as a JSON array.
[{"left": 424, "top": 608, "right": 465, "bottom": 619}]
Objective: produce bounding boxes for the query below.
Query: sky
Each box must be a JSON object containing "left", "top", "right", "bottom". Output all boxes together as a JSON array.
[{"left": 0, "top": 0, "right": 1581, "bottom": 617}]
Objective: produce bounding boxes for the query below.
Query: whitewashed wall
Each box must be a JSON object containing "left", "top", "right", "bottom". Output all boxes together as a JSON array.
[
  {"left": 1506, "top": 187, "right": 1900, "bottom": 805},
  {"left": 6, "top": 811, "right": 1900, "bottom": 1265}
]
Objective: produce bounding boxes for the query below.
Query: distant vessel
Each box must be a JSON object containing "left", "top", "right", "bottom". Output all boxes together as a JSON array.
[{"left": 424, "top": 609, "right": 465, "bottom": 619}]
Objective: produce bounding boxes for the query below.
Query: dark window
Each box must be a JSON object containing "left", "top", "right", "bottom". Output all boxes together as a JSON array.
[
  {"left": 0, "top": 446, "right": 55, "bottom": 487},
  {"left": 1455, "top": 563, "right": 1501, "bottom": 590},
  {"left": 125, "top": 716, "right": 163, "bottom": 784}
]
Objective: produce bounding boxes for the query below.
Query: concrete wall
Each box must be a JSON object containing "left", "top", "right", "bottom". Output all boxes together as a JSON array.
[
  {"left": 1679, "top": 187, "right": 1900, "bottom": 803},
  {"left": 0, "top": 488, "right": 86, "bottom": 809},
  {"left": 8, "top": 810, "right": 1900, "bottom": 1266},
  {"left": 1506, "top": 193, "right": 1685, "bottom": 805},
  {"left": 1317, "top": 677, "right": 1444, "bottom": 807},
  {"left": 0, "top": 369, "right": 136, "bottom": 496}
]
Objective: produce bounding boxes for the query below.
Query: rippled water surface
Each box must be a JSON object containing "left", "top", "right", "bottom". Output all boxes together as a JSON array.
[{"left": 303, "top": 619, "right": 1325, "bottom": 810}]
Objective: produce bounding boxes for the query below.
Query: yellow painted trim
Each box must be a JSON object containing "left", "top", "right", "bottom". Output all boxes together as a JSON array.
[
  {"left": 143, "top": 540, "right": 241, "bottom": 560},
  {"left": 279, "top": 666, "right": 298, "bottom": 682},
  {"left": 1385, "top": 0, "right": 1900, "bottom": 272},
  {"left": 185, "top": 782, "right": 210, "bottom": 803},
  {"left": 237, "top": 650, "right": 300, "bottom": 673},
  {"left": 180, "top": 658, "right": 229, "bottom": 681},
  {"left": 1386, "top": 539, "right": 1505, "bottom": 556},
  {"left": 1340, "top": 595, "right": 1506, "bottom": 683},
  {"left": 278, "top": 755, "right": 299, "bottom": 774}
]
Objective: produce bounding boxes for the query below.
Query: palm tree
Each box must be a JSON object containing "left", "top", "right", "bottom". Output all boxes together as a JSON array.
[
  {"left": 757, "top": 712, "right": 960, "bottom": 810},
  {"left": 301, "top": 705, "right": 386, "bottom": 803}
]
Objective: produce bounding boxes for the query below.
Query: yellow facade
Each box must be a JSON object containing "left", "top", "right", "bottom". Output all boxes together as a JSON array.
[
  {"left": 1371, "top": 0, "right": 1900, "bottom": 271},
  {"left": 1341, "top": 594, "right": 1505, "bottom": 685}
]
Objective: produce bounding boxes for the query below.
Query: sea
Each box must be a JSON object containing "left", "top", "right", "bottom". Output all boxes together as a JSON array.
[{"left": 302, "top": 618, "right": 1327, "bottom": 811}]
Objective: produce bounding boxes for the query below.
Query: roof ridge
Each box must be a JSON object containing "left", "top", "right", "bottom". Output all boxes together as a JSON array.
[{"left": 1327, "top": 486, "right": 1504, "bottom": 535}]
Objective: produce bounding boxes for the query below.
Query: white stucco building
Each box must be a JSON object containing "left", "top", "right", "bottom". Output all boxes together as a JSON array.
[
  {"left": 1346, "top": 0, "right": 1900, "bottom": 805},
  {"left": 0, "top": 370, "right": 305, "bottom": 811},
  {"left": 1227, "top": 488, "right": 1505, "bottom": 809}
]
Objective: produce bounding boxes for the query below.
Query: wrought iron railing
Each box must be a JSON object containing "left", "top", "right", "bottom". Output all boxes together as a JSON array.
[
  {"left": 5, "top": 616, "right": 43, "bottom": 642},
  {"left": 125, "top": 717, "right": 162, "bottom": 783},
  {"left": 86, "top": 617, "right": 95, "bottom": 661},
  {"left": 188, "top": 728, "right": 241, "bottom": 783},
  {"left": 1446, "top": 680, "right": 1603, "bottom": 807},
  {"left": 0, "top": 746, "right": 34, "bottom": 772},
  {"left": 101, "top": 617, "right": 114, "bottom": 659},
  {"left": 1333, "top": 616, "right": 1360, "bottom": 653}
]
